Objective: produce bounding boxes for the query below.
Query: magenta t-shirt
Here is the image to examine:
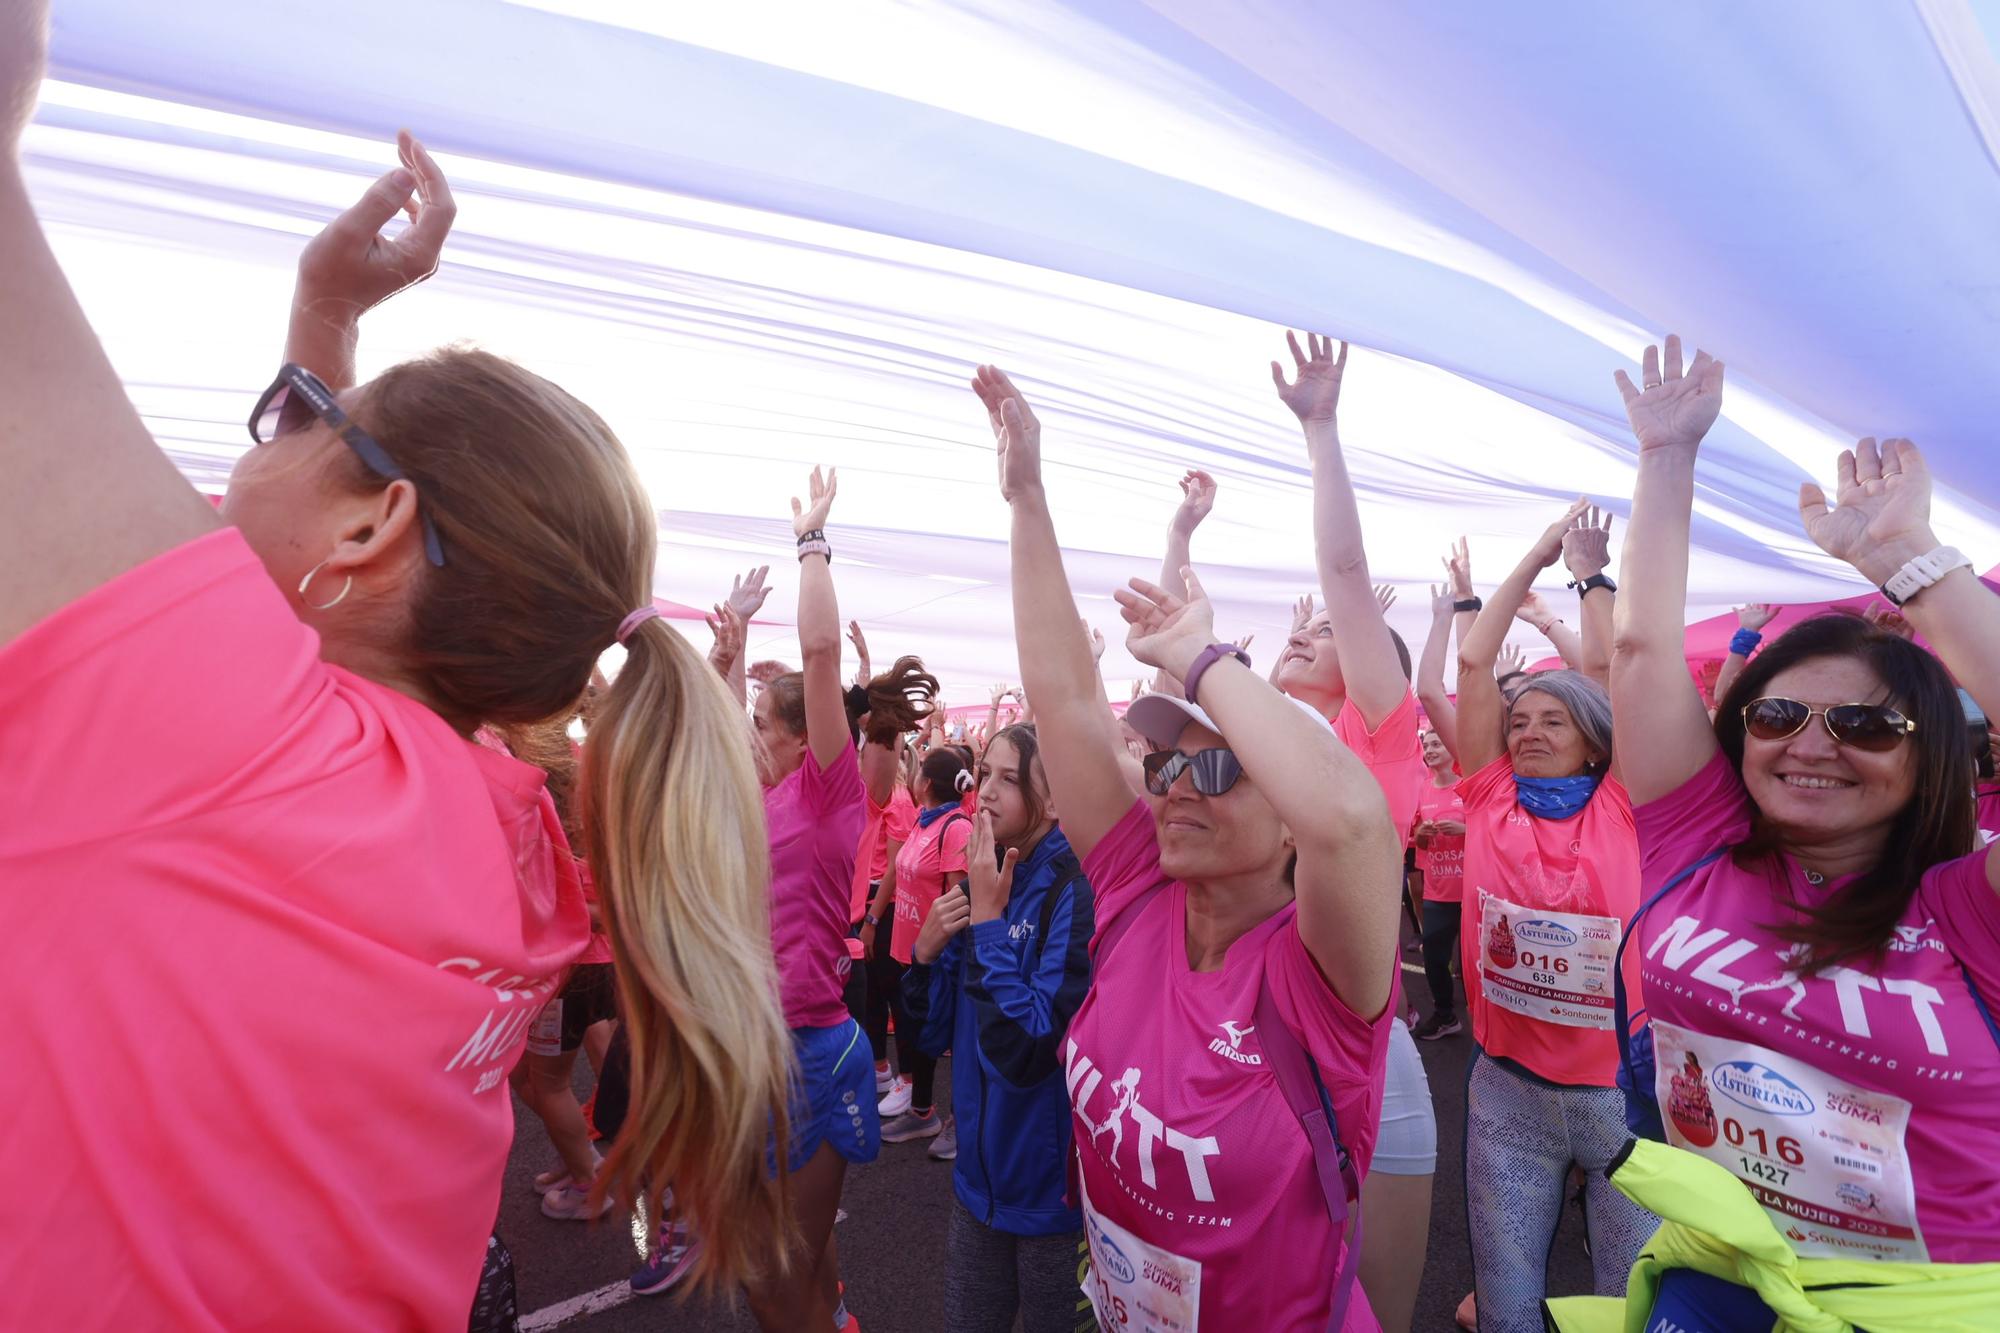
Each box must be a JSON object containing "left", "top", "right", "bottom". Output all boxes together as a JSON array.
[
  {"left": 1977, "top": 782, "right": 2000, "bottom": 845},
  {"left": 1067, "top": 802, "right": 1392, "bottom": 1332},
  {"left": 1635, "top": 752, "right": 2000, "bottom": 1263},
  {"left": 765, "top": 739, "right": 866, "bottom": 1029},
  {"left": 0, "top": 530, "right": 591, "bottom": 1329}
]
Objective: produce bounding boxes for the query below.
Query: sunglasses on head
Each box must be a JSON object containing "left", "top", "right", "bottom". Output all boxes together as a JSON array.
[
  {"left": 1142, "top": 747, "right": 1244, "bottom": 797},
  {"left": 247, "top": 362, "right": 447, "bottom": 567},
  {"left": 1740, "top": 697, "right": 1916, "bottom": 752}
]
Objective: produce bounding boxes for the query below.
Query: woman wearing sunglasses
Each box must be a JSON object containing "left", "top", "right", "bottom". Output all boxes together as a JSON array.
[
  {"left": 976, "top": 363, "right": 1401, "bottom": 1331},
  {"left": 1613, "top": 339, "right": 2000, "bottom": 1292},
  {"left": 0, "top": 29, "right": 793, "bottom": 1320},
  {"left": 1449, "top": 495, "right": 1655, "bottom": 1332}
]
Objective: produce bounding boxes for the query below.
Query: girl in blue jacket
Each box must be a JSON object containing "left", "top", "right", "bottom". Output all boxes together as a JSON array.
[{"left": 905, "top": 724, "right": 1096, "bottom": 1333}]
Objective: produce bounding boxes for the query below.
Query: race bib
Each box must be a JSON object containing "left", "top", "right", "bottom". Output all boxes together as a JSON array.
[
  {"left": 1080, "top": 1178, "right": 1200, "bottom": 1332},
  {"left": 1651, "top": 1020, "right": 1926, "bottom": 1262},
  {"left": 1476, "top": 892, "right": 1619, "bottom": 1029}
]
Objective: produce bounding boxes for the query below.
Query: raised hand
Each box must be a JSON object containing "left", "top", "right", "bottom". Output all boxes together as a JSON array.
[
  {"left": 1289, "top": 593, "right": 1316, "bottom": 636},
  {"left": 705, "top": 602, "right": 746, "bottom": 675},
  {"left": 1797, "top": 438, "right": 1942, "bottom": 584},
  {"left": 790, "top": 465, "right": 838, "bottom": 538},
  {"left": 1116, "top": 566, "right": 1219, "bottom": 679},
  {"left": 726, "top": 565, "right": 773, "bottom": 622},
  {"left": 1517, "top": 590, "right": 1558, "bottom": 632},
  {"left": 296, "top": 131, "right": 458, "bottom": 321},
  {"left": 1862, "top": 601, "right": 1917, "bottom": 642},
  {"left": 1374, "top": 585, "right": 1397, "bottom": 614},
  {"left": 1172, "top": 469, "right": 1219, "bottom": 537},
  {"left": 972, "top": 364, "right": 1043, "bottom": 501},
  {"left": 1087, "top": 624, "right": 1107, "bottom": 663},
  {"left": 1527, "top": 498, "right": 1590, "bottom": 570},
  {"left": 1271, "top": 331, "right": 1350, "bottom": 427},
  {"left": 1430, "top": 583, "right": 1456, "bottom": 620},
  {"left": 1614, "top": 334, "right": 1725, "bottom": 453},
  {"left": 966, "top": 811, "right": 1020, "bottom": 925},
  {"left": 1562, "top": 503, "right": 1614, "bottom": 580},
  {"left": 1497, "top": 642, "right": 1527, "bottom": 680},
  {"left": 1444, "top": 537, "right": 1474, "bottom": 601},
  {"left": 1234, "top": 633, "right": 1255, "bottom": 655},
  {"left": 990, "top": 682, "right": 1012, "bottom": 706},
  {"left": 1735, "top": 603, "right": 1778, "bottom": 632}
]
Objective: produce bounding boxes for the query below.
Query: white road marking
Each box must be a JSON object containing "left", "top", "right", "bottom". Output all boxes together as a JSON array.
[{"left": 520, "top": 1280, "right": 636, "bottom": 1331}]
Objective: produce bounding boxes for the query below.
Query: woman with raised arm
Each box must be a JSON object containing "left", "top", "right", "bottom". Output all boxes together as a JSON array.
[
  {"left": 1409, "top": 726, "right": 1468, "bottom": 1042},
  {"left": 1452, "top": 496, "right": 1653, "bottom": 1331},
  {"left": 975, "top": 363, "right": 1400, "bottom": 1331},
  {"left": 1610, "top": 337, "right": 2000, "bottom": 1313},
  {"left": 902, "top": 727, "right": 1097, "bottom": 1333},
  {"left": 1269, "top": 331, "right": 1435, "bottom": 1333},
  {"left": 0, "top": 24, "right": 792, "bottom": 1320}
]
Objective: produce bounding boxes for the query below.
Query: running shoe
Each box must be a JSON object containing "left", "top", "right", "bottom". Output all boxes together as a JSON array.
[
  {"left": 630, "top": 1227, "right": 700, "bottom": 1296},
  {"left": 880, "top": 1109, "right": 942, "bottom": 1143},
  {"left": 540, "top": 1181, "right": 617, "bottom": 1220},
  {"left": 876, "top": 1076, "right": 913, "bottom": 1117},
  {"left": 928, "top": 1119, "right": 957, "bottom": 1161},
  {"left": 1412, "top": 1011, "right": 1463, "bottom": 1041},
  {"left": 874, "top": 1060, "right": 893, "bottom": 1094}
]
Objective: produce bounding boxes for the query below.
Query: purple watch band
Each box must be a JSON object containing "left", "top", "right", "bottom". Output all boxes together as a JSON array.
[{"left": 1183, "top": 642, "right": 1251, "bottom": 704}]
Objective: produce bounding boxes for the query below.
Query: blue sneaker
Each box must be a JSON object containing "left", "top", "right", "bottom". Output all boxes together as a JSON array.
[{"left": 631, "top": 1226, "right": 700, "bottom": 1297}]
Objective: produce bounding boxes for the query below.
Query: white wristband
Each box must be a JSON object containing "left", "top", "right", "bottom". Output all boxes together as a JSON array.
[{"left": 1880, "top": 545, "right": 1972, "bottom": 607}]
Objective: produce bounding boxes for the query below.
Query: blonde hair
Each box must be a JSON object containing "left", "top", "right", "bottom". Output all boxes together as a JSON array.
[{"left": 350, "top": 347, "right": 795, "bottom": 1292}]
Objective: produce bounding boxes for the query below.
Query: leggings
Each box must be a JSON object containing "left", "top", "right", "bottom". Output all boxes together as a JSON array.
[
  {"left": 863, "top": 945, "right": 936, "bottom": 1110},
  {"left": 1464, "top": 1051, "right": 1658, "bottom": 1333},
  {"left": 942, "top": 1199, "right": 1091, "bottom": 1333},
  {"left": 1421, "top": 899, "right": 1462, "bottom": 1018}
]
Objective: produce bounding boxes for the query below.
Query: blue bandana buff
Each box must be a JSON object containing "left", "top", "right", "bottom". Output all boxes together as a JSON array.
[
  {"left": 1513, "top": 773, "right": 1601, "bottom": 820},
  {"left": 916, "top": 802, "right": 959, "bottom": 828}
]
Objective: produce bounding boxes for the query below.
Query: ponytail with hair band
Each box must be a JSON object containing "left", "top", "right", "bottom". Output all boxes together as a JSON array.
[{"left": 581, "top": 611, "right": 799, "bottom": 1294}]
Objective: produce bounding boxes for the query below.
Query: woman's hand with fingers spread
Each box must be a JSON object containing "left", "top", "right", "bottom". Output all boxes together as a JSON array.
[
  {"left": 296, "top": 130, "right": 458, "bottom": 322},
  {"left": 1735, "top": 603, "right": 1778, "bottom": 632},
  {"left": 1289, "top": 593, "right": 1315, "bottom": 636},
  {"left": 1614, "top": 333, "right": 1725, "bottom": 453},
  {"left": 1374, "top": 585, "right": 1397, "bottom": 614},
  {"left": 1430, "top": 583, "right": 1456, "bottom": 620},
  {"left": 1562, "top": 504, "right": 1614, "bottom": 581},
  {"left": 727, "top": 565, "right": 772, "bottom": 622},
  {"left": 1798, "top": 437, "right": 1942, "bottom": 585},
  {"left": 966, "top": 811, "right": 1019, "bottom": 925},
  {"left": 790, "top": 465, "right": 838, "bottom": 538},
  {"left": 1444, "top": 537, "right": 1474, "bottom": 600},
  {"left": 1117, "top": 565, "right": 1219, "bottom": 680},
  {"left": 1497, "top": 642, "right": 1527, "bottom": 679},
  {"left": 1173, "top": 469, "right": 1218, "bottom": 537},
  {"left": 1271, "top": 331, "right": 1350, "bottom": 427},
  {"left": 705, "top": 602, "right": 745, "bottom": 674},
  {"left": 1529, "top": 498, "right": 1590, "bottom": 570},
  {"left": 972, "top": 364, "right": 1043, "bottom": 502}
]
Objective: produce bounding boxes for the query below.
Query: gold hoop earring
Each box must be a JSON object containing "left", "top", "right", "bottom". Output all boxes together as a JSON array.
[{"left": 298, "top": 559, "right": 353, "bottom": 611}]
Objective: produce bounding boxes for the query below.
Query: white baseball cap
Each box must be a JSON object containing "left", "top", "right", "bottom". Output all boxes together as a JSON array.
[{"left": 1124, "top": 690, "right": 1329, "bottom": 749}]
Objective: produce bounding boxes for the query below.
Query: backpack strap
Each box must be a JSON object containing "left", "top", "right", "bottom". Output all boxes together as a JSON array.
[
  {"left": 1031, "top": 862, "right": 1087, "bottom": 965},
  {"left": 1252, "top": 958, "right": 1361, "bottom": 1333},
  {"left": 1614, "top": 848, "right": 1729, "bottom": 1097},
  {"left": 1958, "top": 961, "right": 2000, "bottom": 1056}
]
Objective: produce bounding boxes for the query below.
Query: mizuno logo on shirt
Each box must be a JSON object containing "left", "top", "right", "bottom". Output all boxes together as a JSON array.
[{"left": 1208, "top": 1020, "right": 1262, "bottom": 1066}]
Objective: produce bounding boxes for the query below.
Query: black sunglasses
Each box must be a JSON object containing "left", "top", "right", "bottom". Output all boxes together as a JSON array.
[
  {"left": 247, "top": 363, "right": 447, "bottom": 567},
  {"left": 1741, "top": 697, "right": 1916, "bottom": 753},
  {"left": 1142, "top": 747, "right": 1244, "bottom": 797}
]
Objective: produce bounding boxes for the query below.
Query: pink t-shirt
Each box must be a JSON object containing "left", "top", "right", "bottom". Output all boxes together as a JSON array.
[
  {"left": 1977, "top": 782, "right": 2000, "bottom": 845},
  {"left": 1413, "top": 780, "right": 1467, "bottom": 904},
  {"left": 765, "top": 739, "right": 866, "bottom": 1029},
  {"left": 1068, "top": 802, "right": 1392, "bottom": 1332},
  {"left": 1458, "top": 757, "right": 1640, "bottom": 1087},
  {"left": 0, "top": 530, "right": 591, "bottom": 1330},
  {"left": 849, "top": 785, "right": 918, "bottom": 925},
  {"left": 1635, "top": 752, "right": 2000, "bottom": 1263},
  {"left": 1332, "top": 689, "right": 1427, "bottom": 855},
  {"left": 575, "top": 860, "right": 614, "bottom": 965},
  {"left": 890, "top": 808, "right": 972, "bottom": 965}
]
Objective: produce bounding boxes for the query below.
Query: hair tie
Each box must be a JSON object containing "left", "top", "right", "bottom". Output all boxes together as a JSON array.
[
  {"left": 616, "top": 606, "right": 663, "bottom": 644},
  {"left": 955, "top": 769, "right": 976, "bottom": 794}
]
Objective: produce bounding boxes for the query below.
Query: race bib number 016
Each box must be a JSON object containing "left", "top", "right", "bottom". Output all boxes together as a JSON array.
[
  {"left": 1080, "top": 1178, "right": 1200, "bottom": 1332},
  {"left": 1651, "top": 1020, "right": 1927, "bottom": 1263},
  {"left": 1476, "top": 892, "right": 1619, "bottom": 1029}
]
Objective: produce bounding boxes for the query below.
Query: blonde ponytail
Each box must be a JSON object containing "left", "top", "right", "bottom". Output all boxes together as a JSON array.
[{"left": 582, "top": 615, "right": 796, "bottom": 1294}]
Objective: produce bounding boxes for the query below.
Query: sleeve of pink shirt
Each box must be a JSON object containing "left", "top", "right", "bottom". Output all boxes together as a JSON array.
[
  {"left": 1631, "top": 751, "right": 1755, "bottom": 892},
  {"left": 0, "top": 529, "right": 328, "bottom": 838},
  {"left": 1919, "top": 846, "right": 2000, "bottom": 1009},
  {"left": 1080, "top": 800, "right": 1174, "bottom": 950},
  {"left": 886, "top": 790, "right": 918, "bottom": 842},
  {"left": 800, "top": 735, "right": 865, "bottom": 816},
  {"left": 1457, "top": 755, "right": 1515, "bottom": 814},
  {"left": 1335, "top": 689, "right": 1425, "bottom": 849}
]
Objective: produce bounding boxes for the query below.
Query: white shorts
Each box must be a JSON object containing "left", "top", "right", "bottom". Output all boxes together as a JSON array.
[{"left": 1370, "top": 1016, "right": 1438, "bottom": 1176}]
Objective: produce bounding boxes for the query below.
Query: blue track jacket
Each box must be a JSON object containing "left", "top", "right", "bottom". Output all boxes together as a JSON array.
[{"left": 902, "top": 824, "right": 1094, "bottom": 1236}]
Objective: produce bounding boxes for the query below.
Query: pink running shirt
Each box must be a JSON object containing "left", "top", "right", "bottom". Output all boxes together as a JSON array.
[
  {"left": 849, "top": 784, "right": 918, "bottom": 925},
  {"left": 1977, "top": 781, "right": 2000, "bottom": 844},
  {"left": 889, "top": 808, "right": 972, "bottom": 965},
  {"left": 1068, "top": 801, "right": 1392, "bottom": 1332},
  {"left": 1635, "top": 752, "right": 2000, "bottom": 1263},
  {"left": 575, "top": 860, "right": 614, "bottom": 965},
  {"left": 0, "top": 530, "right": 590, "bottom": 1330},
  {"left": 1457, "top": 757, "right": 1640, "bottom": 1087},
  {"left": 1332, "top": 689, "right": 1427, "bottom": 855},
  {"left": 765, "top": 738, "right": 867, "bottom": 1029},
  {"left": 1413, "top": 780, "right": 1466, "bottom": 904}
]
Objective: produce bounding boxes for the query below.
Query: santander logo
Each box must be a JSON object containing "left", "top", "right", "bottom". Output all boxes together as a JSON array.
[
  {"left": 1711, "top": 1061, "right": 1815, "bottom": 1116},
  {"left": 1515, "top": 919, "right": 1579, "bottom": 948}
]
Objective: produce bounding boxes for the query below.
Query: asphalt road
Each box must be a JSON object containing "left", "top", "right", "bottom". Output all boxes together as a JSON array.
[{"left": 500, "top": 948, "right": 1596, "bottom": 1332}]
